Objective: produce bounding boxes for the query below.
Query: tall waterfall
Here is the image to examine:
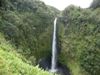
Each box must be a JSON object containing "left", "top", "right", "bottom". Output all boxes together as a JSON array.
[{"left": 51, "top": 18, "right": 57, "bottom": 72}]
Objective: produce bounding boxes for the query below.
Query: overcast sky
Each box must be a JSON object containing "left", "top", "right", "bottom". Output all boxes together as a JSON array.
[{"left": 40, "top": 0, "right": 93, "bottom": 10}]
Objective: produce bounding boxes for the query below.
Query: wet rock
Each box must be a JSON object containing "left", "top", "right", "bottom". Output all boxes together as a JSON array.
[{"left": 38, "top": 57, "right": 70, "bottom": 75}]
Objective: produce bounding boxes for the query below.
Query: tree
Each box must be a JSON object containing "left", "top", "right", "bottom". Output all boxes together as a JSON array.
[{"left": 90, "top": 0, "right": 100, "bottom": 8}]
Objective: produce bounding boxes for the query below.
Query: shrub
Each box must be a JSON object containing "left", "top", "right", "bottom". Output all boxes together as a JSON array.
[{"left": 80, "top": 46, "right": 100, "bottom": 75}]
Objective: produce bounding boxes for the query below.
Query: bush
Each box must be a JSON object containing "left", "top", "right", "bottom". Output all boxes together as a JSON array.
[
  {"left": 59, "top": 5, "right": 100, "bottom": 75},
  {"left": 0, "top": 0, "right": 59, "bottom": 61},
  {"left": 90, "top": 0, "right": 100, "bottom": 8},
  {"left": 0, "top": 49, "right": 53, "bottom": 75},
  {"left": 80, "top": 46, "right": 100, "bottom": 75},
  {"left": 0, "top": 34, "right": 53, "bottom": 75}
]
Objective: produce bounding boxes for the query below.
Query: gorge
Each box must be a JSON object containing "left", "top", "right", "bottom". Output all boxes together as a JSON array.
[{"left": 0, "top": 0, "right": 100, "bottom": 75}]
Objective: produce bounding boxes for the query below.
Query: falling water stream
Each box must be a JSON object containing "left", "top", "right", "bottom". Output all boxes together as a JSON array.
[
  {"left": 51, "top": 18, "right": 58, "bottom": 72},
  {"left": 39, "top": 17, "right": 70, "bottom": 75}
]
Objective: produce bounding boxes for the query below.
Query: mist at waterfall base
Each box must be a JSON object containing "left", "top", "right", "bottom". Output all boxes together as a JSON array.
[{"left": 38, "top": 18, "right": 70, "bottom": 75}]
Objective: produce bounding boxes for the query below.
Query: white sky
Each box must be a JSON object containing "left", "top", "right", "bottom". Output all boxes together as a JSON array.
[{"left": 40, "top": 0, "right": 93, "bottom": 10}]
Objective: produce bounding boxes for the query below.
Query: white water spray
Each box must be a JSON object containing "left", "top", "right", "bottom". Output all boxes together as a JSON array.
[{"left": 51, "top": 18, "right": 57, "bottom": 72}]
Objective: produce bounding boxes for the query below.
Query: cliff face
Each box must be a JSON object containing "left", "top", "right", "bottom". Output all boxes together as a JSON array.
[
  {"left": 0, "top": 0, "right": 60, "bottom": 75},
  {"left": 0, "top": 0, "right": 60, "bottom": 61},
  {"left": 58, "top": 5, "right": 100, "bottom": 75},
  {"left": 0, "top": 33, "right": 53, "bottom": 75},
  {"left": 0, "top": 0, "right": 100, "bottom": 75}
]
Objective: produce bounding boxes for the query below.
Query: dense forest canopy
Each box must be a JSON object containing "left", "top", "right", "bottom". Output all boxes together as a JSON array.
[
  {"left": 0, "top": 0, "right": 60, "bottom": 60},
  {"left": 90, "top": 0, "right": 100, "bottom": 8},
  {"left": 58, "top": 5, "right": 100, "bottom": 75},
  {"left": 0, "top": 0, "right": 59, "bottom": 74},
  {"left": 0, "top": 0, "right": 100, "bottom": 75}
]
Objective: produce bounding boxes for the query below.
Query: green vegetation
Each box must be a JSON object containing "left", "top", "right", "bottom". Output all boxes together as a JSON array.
[
  {"left": 0, "top": 0, "right": 100, "bottom": 75},
  {"left": 58, "top": 5, "right": 100, "bottom": 75},
  {"left": 0, "top": 0, "right": 60, "bottom": 62},
  {"left": 0, "top": 33, "right": 53, "bottom": 75},
  {"left": 90, "top": 0, "right": 100, "bottom": 8},
  {"left": 0, "top": 0, "right": 59, "bottom": 75}
]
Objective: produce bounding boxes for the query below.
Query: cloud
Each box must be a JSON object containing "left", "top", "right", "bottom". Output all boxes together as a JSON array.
[{"left": 40, "top": 0, "right": 93, "bottom": 10}]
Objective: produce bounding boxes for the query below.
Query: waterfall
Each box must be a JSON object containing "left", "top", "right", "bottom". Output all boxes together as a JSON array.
[{"left": 51, "top": 18, "right": 57, "bottom": 72}]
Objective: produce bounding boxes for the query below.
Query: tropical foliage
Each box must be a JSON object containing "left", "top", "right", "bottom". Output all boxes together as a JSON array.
[
  {"left": 0, "top": 33, "right": 53, "bottom": 75},
  {"left": 58, "top": 5, "right": 100, "bottom": 75},
  {"left": 0, "top": 0, "right": 100, "bottom": 75},
  {"left": 90, "top": 0, "right": 100, "bottom": 8},
  {"left": 0, "top": 0, "right": 59, "bottom": 61}
]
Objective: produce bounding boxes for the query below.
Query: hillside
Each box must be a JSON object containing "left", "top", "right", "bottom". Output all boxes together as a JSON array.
[
  {"left": 0, "top": 0, "right": 60, "bottom": 62},
  {"left": 0, "top": 0, "right": 59, "bottom": 75},
  {"left": 58, "top": 5, "right": 100, "bottom": 75},
  {"left": 0, "top": 33, "right": 53, "bottom": 75},
  {"left": 0, "top": 0, "right": 100, "bottom": 75}
]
